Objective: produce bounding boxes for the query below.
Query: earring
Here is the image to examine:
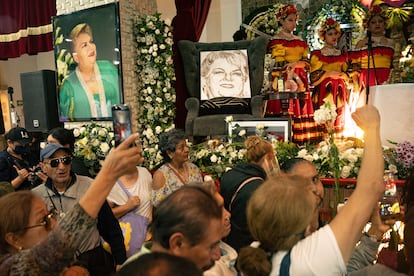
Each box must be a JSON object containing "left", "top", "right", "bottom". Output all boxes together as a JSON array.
[{"left": 17, "top": 246, "right": 23, "bottom": 251}]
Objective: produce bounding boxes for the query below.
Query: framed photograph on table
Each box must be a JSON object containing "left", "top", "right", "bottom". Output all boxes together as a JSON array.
[
  {"left": 228, "top": 118, "right": 291, "bottom": 142},
  {"left": 52, "top": 3, "right": 122, "bottom": 122}
]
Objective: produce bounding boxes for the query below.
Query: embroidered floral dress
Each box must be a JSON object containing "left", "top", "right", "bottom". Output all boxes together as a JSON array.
[
  {"left": 266, "top": 38, "right": 319, "bottom": 144},
  {"left": 151, "top": 162, "right": 202, "bottom": 207},
  {"left": 310, "top": 49, "right": 349, "bottom": 134}
]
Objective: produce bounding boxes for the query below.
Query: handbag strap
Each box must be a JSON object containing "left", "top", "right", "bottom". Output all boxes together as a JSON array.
[
  {"left": 279, "top": 250, "right": 292, "bottom": 276},
  {"left": 117, "top": 180, "right": 132, "bottom": 198},
  {"left": 229, "top": 176, "right": 263, "bottom": 212}
]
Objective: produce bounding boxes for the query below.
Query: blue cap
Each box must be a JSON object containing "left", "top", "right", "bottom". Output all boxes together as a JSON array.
[{"left": 40, "top": 144, "right": 71, "bottom": 161}]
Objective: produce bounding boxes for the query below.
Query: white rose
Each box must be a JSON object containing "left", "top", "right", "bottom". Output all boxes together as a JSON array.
[
  {"left": 91, "top": 139, "right": 100, "bottom": 147},
  {"left": 204, "top": 175, "right": 213, "bottom": 182},
  {"left": 210, "top": 155, "right": 218, "bottom": 163},
  {"left": 297, "top": 149, "right": 308, "bottom": 158},
  {"left": 155, "top": 126, "right": 162, "bottom": 134},
  {"left": 238, "top": 129, "right": 246, "bottom": 137},
  {"left": 341, "top": 166, "right": 351, "bottom": 178},
  {"left": 225, "top": 116, "right": 233, "bottom": 123},
  {"left": 73, "top": 128, "right": 81, "bottom": 138},
  {"left": 100, "top": 142, "right": 110, "bottom": 153},
  {"left": 256, "top": 123, "right": 265, "bottom": 130},
  {"left": 98, "top": 128, "right": 107, "bottom": 137}
]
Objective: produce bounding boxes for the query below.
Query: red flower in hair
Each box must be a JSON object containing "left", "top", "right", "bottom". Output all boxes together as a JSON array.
[
  {"left": 276, "top": 4, "right": 298, "bottom": 21},
  {"left": 326, "top": 18, "right": 336, "bottom": 25},
  {"left": 372, "top": 5, "right": 382, "bottom": 14}
]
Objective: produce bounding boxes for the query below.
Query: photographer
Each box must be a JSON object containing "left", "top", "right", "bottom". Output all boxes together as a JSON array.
[{"left": 0, "top": 127, "right": 46, "bottom": 190}]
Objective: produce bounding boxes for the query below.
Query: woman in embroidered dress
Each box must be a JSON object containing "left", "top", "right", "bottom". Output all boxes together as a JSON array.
[
  {"left": 310, "top": 18, "right": 350, "bottom": 137},
  {"left": 0, "top": 134, "right": 141, "bottom": 275},
  {"left": 266, "top": 4, "right": 318, "bottom": 144},
  {"left": 151, "top": 129, "right": 202, "bottom": 207},
  {"left": 59, "top": 23, "right": 120, "bottom": 121},
  {"left": 349, "top": 5, "right": 395, "bottom": 109}
]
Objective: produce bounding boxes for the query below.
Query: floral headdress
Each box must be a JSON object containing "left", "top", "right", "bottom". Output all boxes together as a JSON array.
[
  {"left": 364, "top": 5, "right": 388, "bottom": 28},
  {"left": 318, "top": 18, "right": 341, "bottom": 41},
  {"left": 276, "top": 4, "right": 298, "bottom": 21}
]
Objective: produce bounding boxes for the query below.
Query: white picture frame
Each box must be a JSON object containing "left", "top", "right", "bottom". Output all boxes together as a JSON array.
[{"left": 228, "top": 118, "right": 291, "bottom": 142}]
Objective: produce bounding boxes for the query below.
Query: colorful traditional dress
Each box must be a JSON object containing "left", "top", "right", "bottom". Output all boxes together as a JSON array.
[
  {"left": 266, "top": 38, "right": 319, "bottom": 144},
  {"left": 349, "top": 44, "right": 394, "bottom": 108},
  {"left": 310, "top": 49, "right": 349, "bottom": 134}
]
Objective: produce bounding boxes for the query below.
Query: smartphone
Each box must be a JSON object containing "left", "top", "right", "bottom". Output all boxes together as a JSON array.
[
  {"left": 380, "top": 172, "right": 400, "bottom": 219},
  {"left": 380, "top": 197, "right": 401, "bottom": 220},
  {"left": 112, "top": 104, "right": 132, "bottom": 147}
]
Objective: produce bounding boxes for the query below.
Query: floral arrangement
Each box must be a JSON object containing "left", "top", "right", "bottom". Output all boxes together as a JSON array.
[
  {"left": 313, "top": 99, "right": 342, "bottom": 202},
  {"left": 384, "top": 140, "right": 414, "bottom": 180},
  {"left": 190, "top": 139, "right": 247, "bottom": 180},
  {"left": 134, "top": 13, "right": 176, "bottom": 171},
  {"left": 73, "top": 123, "right": 114, "bottom": 176}
]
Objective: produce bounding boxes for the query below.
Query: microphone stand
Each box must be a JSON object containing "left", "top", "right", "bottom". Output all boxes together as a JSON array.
[{"left": 365, "top": 31, "right": 372, "bottom": 104}]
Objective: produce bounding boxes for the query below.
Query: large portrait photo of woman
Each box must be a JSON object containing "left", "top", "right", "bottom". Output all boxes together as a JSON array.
[{"left": 53, "top": 3, "right": 122, "bottom": 122}]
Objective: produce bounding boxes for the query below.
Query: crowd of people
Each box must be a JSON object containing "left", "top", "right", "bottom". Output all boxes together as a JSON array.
[
  {"left": 0, "top": 3, "right": 411, "bottom": 276},
  {"left": 1, "top": 104, "right": 413, "bottom": 275},
  {"left": 265, "top": 4, "right": 396, "bottom": 143}
]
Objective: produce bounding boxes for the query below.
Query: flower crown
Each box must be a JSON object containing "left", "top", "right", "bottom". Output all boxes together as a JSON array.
[
  {"left": 318, "top": 18, "right": 341, "bottom": 41},
  {"left": 364, "top": 5, "right": 387, "bottom": 27},
  {"left": 276, "top": 4, "right": 298, "bottom": 21}
]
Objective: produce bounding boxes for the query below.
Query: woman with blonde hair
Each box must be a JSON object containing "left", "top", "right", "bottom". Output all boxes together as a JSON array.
[{"left": 220, "top": 136, "right": 278, "bottom": 252}]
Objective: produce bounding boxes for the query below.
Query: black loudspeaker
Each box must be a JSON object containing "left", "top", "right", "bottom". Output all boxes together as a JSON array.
[{"left": 20, "top": 70, "right": 61, "bottom": 132}]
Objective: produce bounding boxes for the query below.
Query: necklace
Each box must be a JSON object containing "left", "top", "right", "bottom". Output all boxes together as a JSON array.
[
  {"left": 167, "top": 163, "right": 189, "bottom": 184},
  {"left": 322, "top": 46, "right": 340, "bottom": 56},
  {"left": 279, "top": 30, "right": 294, "bottom": 39}
]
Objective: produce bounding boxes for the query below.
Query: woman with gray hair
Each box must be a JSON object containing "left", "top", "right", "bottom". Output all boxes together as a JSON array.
[{"left": 151, "top": 129, "right": 202, "bottom": 207}]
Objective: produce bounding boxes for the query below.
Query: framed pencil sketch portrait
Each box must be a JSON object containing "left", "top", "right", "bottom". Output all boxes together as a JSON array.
[
  {"left": 200, "top": 50, "right": 251, "bottom": 101},
  {"left": 52, "top": 3, "right": 122, "bottom": 122},
  {"left": 228, "top": 118, "right": 291, "bottom": 142}
]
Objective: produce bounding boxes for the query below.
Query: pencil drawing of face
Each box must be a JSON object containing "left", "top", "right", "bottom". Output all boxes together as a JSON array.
[{"left": 200, "top": 50, "right": 250, "bottom": 100}]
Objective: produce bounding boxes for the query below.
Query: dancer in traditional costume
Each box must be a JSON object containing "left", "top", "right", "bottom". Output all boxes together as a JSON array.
[
  {"left": 310, "top": 18, "right": 350, "bottom": 136},
  {"left": 266, "top": 4, "right": 319, "bottom": 144},
  {"left": 349, "top": 5, "right": 395, "bottom": 109}
]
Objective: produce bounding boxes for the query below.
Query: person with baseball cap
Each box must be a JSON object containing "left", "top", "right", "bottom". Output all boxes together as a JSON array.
[
  {"left": 0, "top": 127, "right": 45, "bottom": 190},
  {"left": 32, "top": 143, "right": 127, "bottom": 274}
]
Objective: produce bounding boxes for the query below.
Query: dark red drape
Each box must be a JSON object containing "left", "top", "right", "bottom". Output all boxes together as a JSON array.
[
  {"left": 172, "top": 0, "right": 212, "bottom": 129},
  {"left": 0, "top": 0, "right": 56, "bottom": 60}
]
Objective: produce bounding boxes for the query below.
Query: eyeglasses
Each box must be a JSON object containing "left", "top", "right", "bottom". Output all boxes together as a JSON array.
[
  {"left": 17, "top": 211, "right": 55, "bottom": 232},
  {"left": 44, "top": 156, "right": 72, "bottom": 168}
]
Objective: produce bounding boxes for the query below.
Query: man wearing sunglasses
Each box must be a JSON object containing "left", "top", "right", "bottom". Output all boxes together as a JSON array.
[{"left": 32, "top": 143, "right": 126, "bottom": 275}]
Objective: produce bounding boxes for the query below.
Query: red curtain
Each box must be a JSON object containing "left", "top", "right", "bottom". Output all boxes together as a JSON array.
[
  {"left": 172, "top": 0, "right": 212, "bottom": 129},
  {"left": 0, "top": 0, "right": 56, "bottom": 60}
]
